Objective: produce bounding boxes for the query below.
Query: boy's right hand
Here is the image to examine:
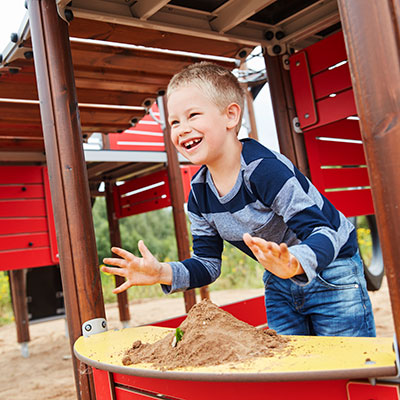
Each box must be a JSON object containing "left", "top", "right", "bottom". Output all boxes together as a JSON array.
[{"left": 101, "top": 240, "right": 172, "bottom": 294}]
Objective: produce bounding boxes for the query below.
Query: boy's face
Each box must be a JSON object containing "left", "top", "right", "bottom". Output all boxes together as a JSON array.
[{"left": 167, "top": 84, "right": 236, "bottom": 167}]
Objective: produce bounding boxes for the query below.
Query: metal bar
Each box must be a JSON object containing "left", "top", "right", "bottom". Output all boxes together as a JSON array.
[
  {"left": 27, "top": 1, "right": 105, "bottom": 398},
  {"left": 337, "top": 0, "right": 400, "bottom": 349},
  {"left": 159, "top": 96, "right": 197, "bottom": 312},
  {"left": 105, "top": 181, "right": 131, "bottom": 325}
]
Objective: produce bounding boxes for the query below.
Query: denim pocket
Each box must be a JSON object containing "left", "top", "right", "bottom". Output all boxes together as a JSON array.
[{"left": 315, "top": 260, "right": 360, "bottom": 290}]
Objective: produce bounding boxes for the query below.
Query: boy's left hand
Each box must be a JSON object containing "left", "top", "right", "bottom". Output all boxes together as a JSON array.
[{"left": 243, "top": 233, "right": 304, "bottom": 279}]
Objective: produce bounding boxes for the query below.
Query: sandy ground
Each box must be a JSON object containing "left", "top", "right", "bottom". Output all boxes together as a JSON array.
[{"left": 0, "top": 280, "right": 395, "bottom": 400}]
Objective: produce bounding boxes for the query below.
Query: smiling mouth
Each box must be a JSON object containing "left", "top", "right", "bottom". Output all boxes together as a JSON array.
[{"left": 183, "top": 138, "right": 202, "bottom": 150}]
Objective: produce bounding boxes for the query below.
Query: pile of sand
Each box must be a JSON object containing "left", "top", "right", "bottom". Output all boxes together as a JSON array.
[{"left": 122, "top": 299, "right": 289, "bottom": 369}]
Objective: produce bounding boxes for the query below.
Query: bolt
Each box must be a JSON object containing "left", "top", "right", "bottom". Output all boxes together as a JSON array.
[
  {"left": 158, "top": 89, "right": 166, "bottom": 96},
  {"left": 28, "top": 242, "right": 33, "bottom": 247},
  {"left": 9, "top": 68, "right": 19, "bottom": 74},
  {"left": 24, "top": 51, "right": 33, "bottom": 60},
  {"left": 130, "top": 118, "right": 138, "bottom": 125},
  {"left": 272, "top": 45, "right": 282, "bottom": 54},
  {"left": 10, "top": 33, "right": 18, "bottom": 43},
  {"left": 304, "top": 113, "right": 310, "bottom": 119},
  {"left": 238, "top": 49, "right": 247, "bottom": 59},
  {"left": 102, "top": 321, "right": 107, "bottom": 328},
  {"left": 85, "top": 324, "right": 92, "bottom": 332},
  {"left": 65, "top": 9, "right": 74, "bottom": 22},
  {"left": 295, "top": 122, "right": 300, "bottom": 127},
  {"left": 24, "top": 0, "right": 28, "bottom": 9},
  {"left": 144, "top": 99, "right": 152, "bottom": 107},
  {"left": 21, "top": 186, "right": 27, "bottom": 191},
  {"left": 284, "top": 59, "right": 289, "bottom": 65},
  {"left": 296, "top": 61, "right": 300, "bottom": 67},
  {"left": 275, "top": 31, "right": 285, "bottom": 40},
  {"left": 0, "top": 54, "right": 3, "bottom": 63},
  {"left": 264, "top": 30, "right": 274, "bottom": 41}
]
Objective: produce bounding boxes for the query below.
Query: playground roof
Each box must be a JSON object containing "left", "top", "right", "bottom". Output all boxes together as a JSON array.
[{"left": 0, "top": 0, "right": 341, "bottom": 184}]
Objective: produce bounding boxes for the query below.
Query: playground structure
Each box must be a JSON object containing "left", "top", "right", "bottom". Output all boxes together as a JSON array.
[{"left": 0, "top": 0, "right": 400, "bottom": 399}]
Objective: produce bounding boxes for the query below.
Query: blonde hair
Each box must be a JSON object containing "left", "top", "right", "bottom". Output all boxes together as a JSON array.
[{"left": 167, "top": 62, "right": 244, "bottom": 132}]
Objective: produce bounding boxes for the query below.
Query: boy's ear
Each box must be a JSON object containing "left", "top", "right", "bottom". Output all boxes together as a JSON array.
[{"left": 226, "top": 103, "right": 241, "bottom": 130}]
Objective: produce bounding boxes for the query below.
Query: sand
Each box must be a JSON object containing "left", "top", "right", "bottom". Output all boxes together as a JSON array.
[{"left": 0, "top": 281, "right": 395, "bottom": 400}]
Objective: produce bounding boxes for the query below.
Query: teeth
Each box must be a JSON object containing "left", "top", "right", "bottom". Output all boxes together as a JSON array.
[{"left": 184, "top": 139, "right": 201, "bottom": 149}]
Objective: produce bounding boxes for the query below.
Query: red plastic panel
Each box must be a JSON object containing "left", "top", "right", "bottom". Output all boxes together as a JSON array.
[
  {"left": 93, "top": 368, "right": 115, "bottom": 400},
  {"left": 289, "top": 51, "right": 317, "bottom": 128},
  {"left": 0, "top": 166, "right": 58, "bottom": 270},
  {"left": 312, "top": 62, "right": 352, "bottom": 100},
  {"left": 113, "top": 169, "right": 171, "bottom": 219},
  {"left": 151, "top": 296, "right": 266, "bottom": 329},
  {"left": 180, "top": 165, "right": 200, "bottom": 202},
  {"left": 113, "top": 374, "right": 349, "bottom": 400},
  {"left": 321, "top": 167, "right": 370, "bottom": 190},
  {"left": 347, "top": 381, "right": 400, "bottom": 400},
  {"left": 305, "top": 31, "right": 347, "bottom": 75},
  {"left": 0, "top": 248, "right": 54, "bottom": 270},
  {"left": 324, "top": 189, "right": 374, "bottom": 218},
  {"left": 108, "top": 104, "right": 165, "bottom": 151},
  {"left": 305, "top": 119, "right": 363, "bottom": 141}
]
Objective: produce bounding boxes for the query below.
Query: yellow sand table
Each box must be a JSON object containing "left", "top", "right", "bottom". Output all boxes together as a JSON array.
[{"left": 74, "top": 326, "right": 397, "bottom": 381}]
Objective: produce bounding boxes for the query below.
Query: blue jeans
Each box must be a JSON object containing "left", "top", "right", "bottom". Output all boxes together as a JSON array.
[{"left": 263, "top": 251, "right": 376, "bottom": 336}]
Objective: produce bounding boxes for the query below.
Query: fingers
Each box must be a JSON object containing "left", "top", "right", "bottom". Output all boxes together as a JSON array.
[
  {"left": 111, "top": 247, "right": 134, "bottom": 260},
  {"left": 102, "top": 257, "right": 125, "bottom": 268},
  {"left": 113, "top": 280, "right": 132, "bottom": 294},
  {"left": 137, "top": 240, "right": 153, "bottom": 260},
  {"left": 101, "top": 265, "right": 126, "bottom": 277}
]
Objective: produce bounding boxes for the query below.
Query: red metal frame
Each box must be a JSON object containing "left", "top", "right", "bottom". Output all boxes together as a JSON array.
[
  {"left": 289, "top": 31, "right": 373, "bottom": 217},
  {"left": 346, "top": 381, "right": 400, "bottom": 400},
  {"left": 0, "top": 166, "right": 58, "bottom": 270}
]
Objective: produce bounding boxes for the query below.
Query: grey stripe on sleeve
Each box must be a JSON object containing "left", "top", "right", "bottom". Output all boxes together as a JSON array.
[{"left": 161, "top": 261, "right": 190, "bottom": 294}]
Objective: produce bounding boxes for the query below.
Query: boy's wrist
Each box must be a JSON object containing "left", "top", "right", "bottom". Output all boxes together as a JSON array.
[{"left": 159, "top": 262, "right": 173, "bottom": 285}]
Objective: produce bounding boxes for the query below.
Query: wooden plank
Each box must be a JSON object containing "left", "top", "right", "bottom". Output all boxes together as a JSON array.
[
  {"left": 0, "top": 166, "right": 43, "bottom": 184},
  {"left": 68, "top": 18, "right": 243, "bottom": 58},
  {"left": 0, "top": 217, "right": 48, "bottom": 235},
  {"left": 0, "top": 247, "right": 54, "bottom": 270},
  {"left": 0, "top": 232, "right": 50, "bottom": 251},
  {"left": 0, "top": 199, "right": 47, "bottom": 217},
  {"left": 0, "top": 138, "right": 45, "bottom": 151},
  {"left": 0, "top": 184, "right": 44, "bottom": 199}
]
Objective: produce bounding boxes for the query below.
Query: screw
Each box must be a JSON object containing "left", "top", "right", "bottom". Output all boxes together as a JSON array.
[
  {"left": 21, "top": 186, "right": 27, "bottom": 191},
  {"left": 9, "top": 68, "right": 19, "bottom": 74},
  {"left": 10, "top": 33, "right": 18, "bottom": 43},
  {"left": 130, "top": 118, "right": 138, "bottom": 125},
  {"left": 158, "top": 89, "right": 166, "bottom": 96},
  {"left": 295, "top": 122, "right": 300, "bottom": 127},
  {"left": 304, "top": 113, "right": 310, "bottom": 119},
  {"left": 275, "top": 31, "right": 285, "bottom": 40},
  {"left": 296, "top": 61, "right": 300, "bottom": 67},
  {"left": 144, "top": 99, "right": 152, "bottom": 107},
  {"left": 238, "top": 49, "right": 247, "bottom": 59},
  {"left": 24, "top": 51, "right": 33, "bottom": 60},
  {"left": 85, "top": 324, "right": 92, "bottom": 332},
  {"left": 28, "top": 242, "right": 33, "bottom": 247},
  {"left": 65, "top": 9, "right": 74, "bottom": 22},
  {"left": 264, "top": 31, "right": 274, "bottom": 41},
  {"left": 272, "top": 45, "right": 282, "bottom": 54}
]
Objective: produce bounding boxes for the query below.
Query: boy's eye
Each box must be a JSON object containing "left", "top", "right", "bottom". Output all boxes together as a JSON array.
[
  {"left": 169, "top": 120, "right": 179, "bottom": 126},
  {"left": 189, "top": 113, "right": 199, "bottom": 118}
]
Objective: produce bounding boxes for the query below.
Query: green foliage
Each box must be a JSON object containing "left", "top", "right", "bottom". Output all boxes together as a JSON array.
[
  {"left": 0, "top": 272, "right": 13, "bottom": 325},
  {"left": 356, "top": 216, "right": 372, "bottom": 266},
  {"left": 175, "top": 327, "right": 184, "bottom": 344}
]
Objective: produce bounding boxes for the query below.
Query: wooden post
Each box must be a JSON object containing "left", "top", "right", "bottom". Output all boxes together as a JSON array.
[
  {"left": 264, "top": 53, "right": 309, "bottom": 177},
  {"left": 9, "top": 270, "right": 30, "bottom": 353},
  {"left": 159, "top": 97, "right": 206, "bottom": 310},
  {"left": 27, "top": 1, "right": 105, "bottom": 399},
  {"left": 104, "top": 180, "right": 131, "bottom": 325},
  {"left": 337, "top": 0, "right": 400, "bottom": 348}
]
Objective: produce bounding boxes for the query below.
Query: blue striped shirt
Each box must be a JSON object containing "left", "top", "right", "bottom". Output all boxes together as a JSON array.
[{"left": 163, "top": 138, "right": 357, "bottom": 293}]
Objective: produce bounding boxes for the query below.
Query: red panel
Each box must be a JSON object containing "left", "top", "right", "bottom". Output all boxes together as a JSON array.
[
  {"left": 321, "top": 167, "right": 370, "bottom": 189},
  {"left": 42, "top": 168, "right": 59, "bottom": 264},
  {"left": 0, "top": 232, "right": 50, "bottom": 251},
  {"left": 152, "top": 296, "right": 266, "bottom": 329},
  {"left": 312, "top": 62, "right": 352, "bottom": 100},
  {"left": 0, "top": 217, "right": 48, "bottom": 235},
  {"left": 116, "top": 170, "right": 168, "bottom": 196},
  {"left": 306, "top": 31, "right": 347, "bottom": 75},
  {"left": 0, "top": 184, "right": 44, "bottom": 199},
  {"left": 311, "top": 140, "right": 365, "bottom": 166},
  {"left": 0, "top": 166, "right": 44, "bottom": 184},
  {"left": 0, "top": 247, "right": 54, "bottom": 271},
  {"left": 93, "top": 368, "right": 114, "bottom": 400},
  {"left": 0, "top": 199, "right": 47, "bottom": 217},
  {"left": 306, "top": 89, "right": 357, "bottom": 131},
  {"left": 347, "top": 381, "right": 400, "bottom": 400},
  {"left": 113, "top": 374, "right": 349, "bottom": 400},
  {"left": 324, "top": 189, "right": 374, "bottom": 218},
  {"left": 289, "top": 51, "right": 317, "bottom": 128},
  {"left": 305, "top": 119, "right": 362, "bottom": 141}
]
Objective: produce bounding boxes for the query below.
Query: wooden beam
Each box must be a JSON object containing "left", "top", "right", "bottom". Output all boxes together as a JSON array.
[
  {"left": 28, "top": 1, "right": 105, "bottom": 398},
  {"left": 68, "top": 17, "right": 244, "bottom": 58},
  {"left": 104, "top": 180, "right": 131, "bottom": 325},
  {"left": 130, "top": 0, "right": 170, "bottom": 20},
  {"left": 338, "top": 0, "right": 400, "bottom": 350},
  {"left": 160, "top": 97, "right": 197, "bottom": 312},
  {"left": 211, "top": 0, "right": 275, "bottom": 33}
]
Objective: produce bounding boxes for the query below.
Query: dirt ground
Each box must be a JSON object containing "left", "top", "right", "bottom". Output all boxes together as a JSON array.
[{"left": 0, "top": 280, "right": 395, "bottom": 400}]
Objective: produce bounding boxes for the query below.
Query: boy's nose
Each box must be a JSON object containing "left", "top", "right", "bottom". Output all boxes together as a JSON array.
[{"left": 179, "top": 121, "right": 192, "bottom": 135}]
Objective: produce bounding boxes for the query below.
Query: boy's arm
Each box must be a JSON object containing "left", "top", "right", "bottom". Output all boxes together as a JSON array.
[
  {"left": 102, "top": 241, "right": 172, "bottom": 293},
  {"left": 243, "top": 233, "right": 304, "bottom": 278}
]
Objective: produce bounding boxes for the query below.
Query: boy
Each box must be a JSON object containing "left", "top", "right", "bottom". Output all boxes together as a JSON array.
[{"left": 102, "top": 62, "right": 376, "bottom": 337}]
